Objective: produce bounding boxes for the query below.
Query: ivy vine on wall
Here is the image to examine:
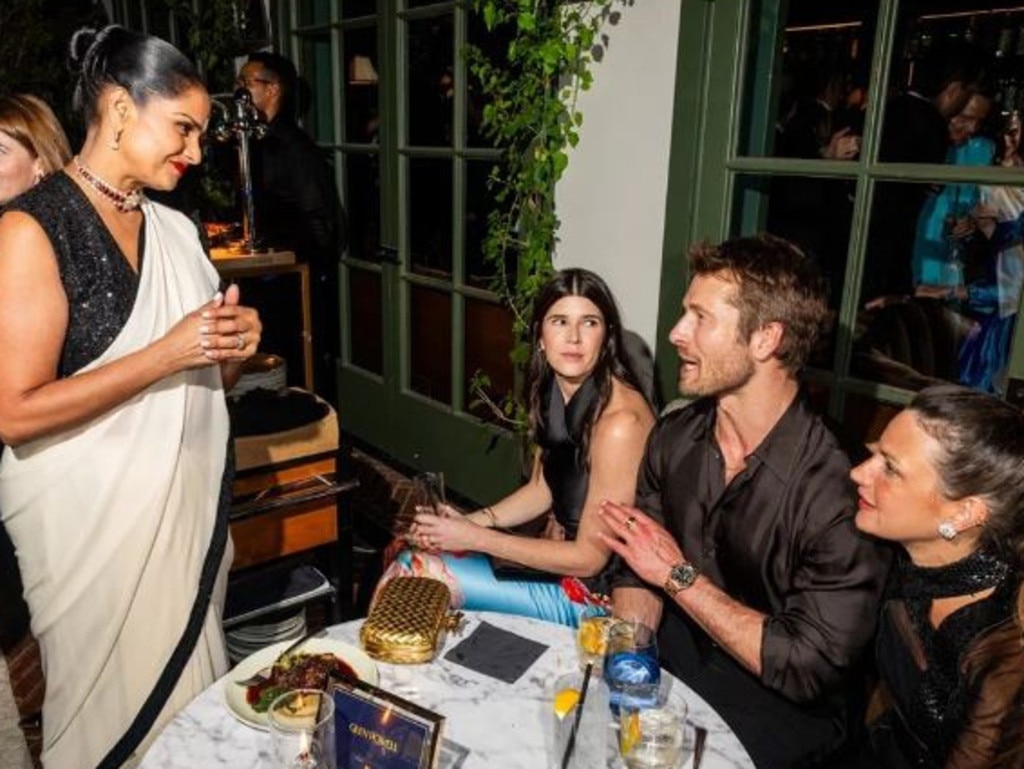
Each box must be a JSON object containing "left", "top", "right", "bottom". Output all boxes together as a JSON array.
[{"left": 465, "top": 0, "right": 628, "bottom": 428}]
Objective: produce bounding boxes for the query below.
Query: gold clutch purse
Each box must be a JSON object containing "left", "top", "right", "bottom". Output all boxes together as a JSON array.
[{"left": 360, "top": 577, "right": 461, "bottom": 664}]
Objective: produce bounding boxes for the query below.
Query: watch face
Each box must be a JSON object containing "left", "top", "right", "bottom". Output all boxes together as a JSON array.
[{"left": 671, "top": 563, "right": 698, "bottom": 588}]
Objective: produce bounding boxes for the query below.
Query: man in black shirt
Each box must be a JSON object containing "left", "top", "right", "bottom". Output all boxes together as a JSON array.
[
  {"left": 602, "top": 235, "right": 890, "bottom": 768},
  {"left": 237, "top": 52, "right": 345, "bottom": 403}
]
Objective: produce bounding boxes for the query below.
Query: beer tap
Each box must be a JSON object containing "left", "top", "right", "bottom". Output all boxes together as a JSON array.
[{"left": 209, "top": 88, "right": 268, "bottom": 253}]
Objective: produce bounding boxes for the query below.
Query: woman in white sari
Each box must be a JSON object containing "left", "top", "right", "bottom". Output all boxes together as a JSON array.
[{"left": 0, "top": 26, "right": 261, "bottom": 769}]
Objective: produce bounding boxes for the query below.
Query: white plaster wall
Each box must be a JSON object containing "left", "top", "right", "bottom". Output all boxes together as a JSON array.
[{"left": 554, "top": 1, "right": 681, "bottom": 356}]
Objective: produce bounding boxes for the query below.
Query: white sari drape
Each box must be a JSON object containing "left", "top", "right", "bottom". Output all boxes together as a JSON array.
[{"left": 0, "top": 200, "right": 231, "bottom": 769}]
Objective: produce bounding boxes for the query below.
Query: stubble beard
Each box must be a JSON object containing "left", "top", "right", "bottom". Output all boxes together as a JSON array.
[{"left": 678, "top": 353, "right": 756, "bottom": 400}]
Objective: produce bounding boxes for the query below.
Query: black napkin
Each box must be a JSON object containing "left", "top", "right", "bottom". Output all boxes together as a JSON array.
[{"left": 444, "top": 621, "right": 548, "bottom": 684}]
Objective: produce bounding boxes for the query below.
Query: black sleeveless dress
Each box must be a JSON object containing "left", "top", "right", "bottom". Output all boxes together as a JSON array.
[
  {"left": 537, "top": 373, "right": 600, "bottom": 540},
  {"left": 535, "top": 374, "right": 618, "bottom": 596}
]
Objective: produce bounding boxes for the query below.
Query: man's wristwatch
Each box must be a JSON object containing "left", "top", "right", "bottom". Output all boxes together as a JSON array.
[{"left": 663, "top": 561, "right": 700, "bottom": 597}]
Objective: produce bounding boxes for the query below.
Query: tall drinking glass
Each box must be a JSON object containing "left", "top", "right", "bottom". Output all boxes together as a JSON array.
[
  {"left": 603, "top": 620, "right": 660, "bottom": 714},
  {"left": 576, "top": 604, "right": 614, "bottom": 672},
  {"left": 545, "top": 669, "right": 610, "bottom": 769}
]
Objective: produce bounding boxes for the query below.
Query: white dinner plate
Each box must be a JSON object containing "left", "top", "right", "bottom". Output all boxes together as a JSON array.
[{"left": 223, "top": 637, "right": 379, "bottom": 730}]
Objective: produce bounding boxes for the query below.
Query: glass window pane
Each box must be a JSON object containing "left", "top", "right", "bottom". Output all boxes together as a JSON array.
[
  {"left": 349, "top": 268, "right": 384, "bottom": 375},
  {"left": 342, "top": 0, "right": 377, "bottom": 17},
  {"left": 409, "top": 157, "right": 453, "bottom": 277},
  {"left": 409, "top": 284, "right": 452, "bottom": 403},
  {"left": 879, "top": 4, "right": 1024, "bottom": 165},
  {"left": 298, "top": 0, "right": 332, "bottom": 26},
  {"left": 732, "top": 173, "right": 854, "bottom": 369},
  {"left": 853, "top": 179, "right": 1021, "bottom": 393},
  {"left": 467, "top": 10, "right": 516, "bottom": 147},
  {"left": 345, "top": 152, "right": 381, "bottom": 262},
  {"left": 739, "top": 0, "right": 877, "bottom": 159},
  {"left": 344, "top": 26, "right": 381, "bottom": 143},
  {"left": 464, "top": 299, "right": 515, "bottom": 423},
  {"left": 407, "top": 15, "right": 454, "bottom": 147},
  {"left": 466, "top": 160, "right": 514, "bottom": 289},
  {"left": 298, "top": 31, "right": 334, "bottom": 144}
]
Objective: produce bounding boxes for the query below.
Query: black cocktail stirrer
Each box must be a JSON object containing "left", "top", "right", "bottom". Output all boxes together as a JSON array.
[{"left": 560, "top": 661, "right": 593, "bottom": 769}]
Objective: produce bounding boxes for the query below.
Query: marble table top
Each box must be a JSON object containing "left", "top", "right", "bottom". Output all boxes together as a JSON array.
[{"left": 140, "top": 611, "right": 754, "bottom": 769}]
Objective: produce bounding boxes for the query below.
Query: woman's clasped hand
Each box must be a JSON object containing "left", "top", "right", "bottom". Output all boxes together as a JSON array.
[{"left": 408, "top": 504, "right": 485, "bottom": 553}]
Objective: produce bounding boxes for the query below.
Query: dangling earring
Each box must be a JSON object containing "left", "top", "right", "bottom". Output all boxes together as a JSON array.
[
  {"left": 109, "top": 128, "right": 122, "bottom": 151},
  {"left": 938, "top": 521, "right": 958, "bottom": 541}
]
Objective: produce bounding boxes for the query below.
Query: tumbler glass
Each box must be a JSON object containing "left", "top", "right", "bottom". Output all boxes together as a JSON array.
[
  {"left": 267, "top": 689, "right": 337, "bottom": 769},
  {"left": 602, "top": 620, "right": 660, "bottom": 714}
]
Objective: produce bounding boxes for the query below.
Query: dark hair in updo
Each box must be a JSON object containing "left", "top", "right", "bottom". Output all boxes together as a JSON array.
[
  {"left": 910, "top": 384, "right": 1024, "bottom": 567},
  {"left": 69, "top": 25, "right": 203, "bottom": 126}
]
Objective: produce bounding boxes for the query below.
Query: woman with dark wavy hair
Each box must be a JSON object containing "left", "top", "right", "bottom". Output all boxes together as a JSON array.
[
  {"left": 848, "top": 385, "right": 1024, "bottom": 769},
  {"left": 380, "top": 268, "right": 655, "bottom": 626},
  {"left": 0, "top": 26, "right": 261, "bottom": 768}
]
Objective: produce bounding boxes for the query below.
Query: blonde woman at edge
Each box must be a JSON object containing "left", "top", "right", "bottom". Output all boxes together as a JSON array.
[
  {"left": 0, "top": 26, "right": 262, "bottom": 769},
  {"left": 0, "top": 92, "right": 71, "bottom": 769}
]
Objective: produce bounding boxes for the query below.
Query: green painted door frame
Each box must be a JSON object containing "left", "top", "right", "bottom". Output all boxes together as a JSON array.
[{"left": 655, "top": 0, "right": 746, "bottom": 404}]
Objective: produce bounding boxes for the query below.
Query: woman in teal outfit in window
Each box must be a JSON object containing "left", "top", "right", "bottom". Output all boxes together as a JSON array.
[{"left": 379, "top": 269, "right": 655, "bottom": 626}]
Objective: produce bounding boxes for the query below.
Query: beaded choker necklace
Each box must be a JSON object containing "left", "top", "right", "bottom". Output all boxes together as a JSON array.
[{"left": 73, "top": 156, "right": 143, "bottom": 213}]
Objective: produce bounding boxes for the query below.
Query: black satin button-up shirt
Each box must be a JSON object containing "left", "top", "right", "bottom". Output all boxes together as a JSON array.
[{"left": 616, "top": 395, "right": 891, "bottom": 768}]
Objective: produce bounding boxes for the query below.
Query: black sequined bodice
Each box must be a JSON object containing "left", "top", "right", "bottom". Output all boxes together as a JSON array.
[
  {"left": 4, "top": 172, "right": 141, "bottom": 377},
  {"left": 537, "top": 375, "right": 600, "bottom": 540},
  {"left": 877, "top": 548, "right": 1017, "bottom": 767}
]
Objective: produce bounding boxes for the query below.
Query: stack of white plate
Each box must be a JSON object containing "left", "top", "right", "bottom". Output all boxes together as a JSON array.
[
  {"left": 225, "top": 608, "right": 306, "bottom": 664},
  {"left": 229, "top": 353, "right": 287, "bottom": 397}
]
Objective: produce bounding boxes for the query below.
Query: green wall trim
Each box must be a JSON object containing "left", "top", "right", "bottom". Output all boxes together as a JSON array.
[{"left": 655, "top": 0, "right": 746, "bottom": 404}]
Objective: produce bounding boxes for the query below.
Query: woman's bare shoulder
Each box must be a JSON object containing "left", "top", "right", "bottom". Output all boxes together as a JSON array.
[
  {"left": 0, "top": 210, "right": 56, "bottom": 263},
  {"left": 593, "top": 379, "right": 656, "bottom": 442}
]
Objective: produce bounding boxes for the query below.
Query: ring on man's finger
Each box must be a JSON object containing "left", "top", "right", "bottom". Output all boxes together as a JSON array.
[
  {"left": 236, "top": 333, "right": 245, "bottom": 350},
  {"left": 624, "top": 516, "right": 637, "bottom": 532}
]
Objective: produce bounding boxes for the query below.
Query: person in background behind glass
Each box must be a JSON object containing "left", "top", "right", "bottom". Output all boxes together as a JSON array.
[
  {"left": 0, "top": 91, "right": 71, "bottom": 769},
  {"left": 912, "top": 91, "right": 995, "bottom": 298},
  {"left": 846, "top": 385, "right": 1024, "bottom": 769},
  {"left": 237, "top": 51, "right": 345, "bottom": 403},
  {"left": 0, "top": 25, "right": 261, "bottom": 768},
  {"left": 959, "top": 110, "right": 1024, "bottom": 395},
  {"left": 863, "top": 41, "right": 988, "bottom": 306}
]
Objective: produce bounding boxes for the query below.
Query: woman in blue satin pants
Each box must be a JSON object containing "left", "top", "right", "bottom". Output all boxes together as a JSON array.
[{"left": 379, "top": 269, "right": 655, "bottom": 626}]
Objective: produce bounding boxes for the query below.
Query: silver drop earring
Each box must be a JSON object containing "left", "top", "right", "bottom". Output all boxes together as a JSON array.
[{"left": 938, "top": 521, "right": 958, "bottom": 541}]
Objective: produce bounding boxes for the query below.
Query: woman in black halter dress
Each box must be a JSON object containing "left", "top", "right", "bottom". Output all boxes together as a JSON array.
[
  {"left": 846, "top": 385, "right": 1024, "bottom": 769},
  {"left": 382, "top": 269, "right": 655, "bottom": 626}
]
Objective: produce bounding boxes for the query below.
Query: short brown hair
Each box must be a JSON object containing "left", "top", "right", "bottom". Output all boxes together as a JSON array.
[
  {"left": 689, "top": 234, "right": 829, "bottom": 373},
  {"left": 0, "top": 94, "right": 71, "bottom": 175}
]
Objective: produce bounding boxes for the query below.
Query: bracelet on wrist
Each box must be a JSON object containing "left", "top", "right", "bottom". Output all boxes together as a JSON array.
[{"left": 482, "top": 506, "right": 498, "bottom": 528}]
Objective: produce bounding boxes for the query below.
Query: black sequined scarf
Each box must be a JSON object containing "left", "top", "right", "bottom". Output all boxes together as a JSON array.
[
  {"left": 889, "top": 547, "right": 1016, "bottom": 766},
  {"left": 893, "top": 547, "right": 1011, "bottom": 601}
]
